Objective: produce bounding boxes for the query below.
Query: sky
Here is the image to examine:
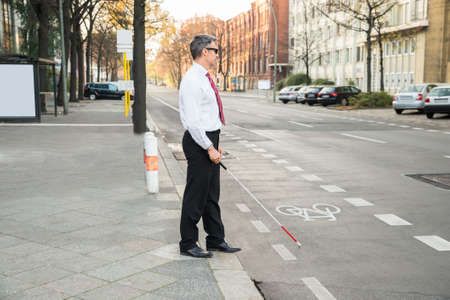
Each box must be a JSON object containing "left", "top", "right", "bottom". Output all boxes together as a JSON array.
[{"left": 161, "top": 0, "right": 254, "bottom": 21}]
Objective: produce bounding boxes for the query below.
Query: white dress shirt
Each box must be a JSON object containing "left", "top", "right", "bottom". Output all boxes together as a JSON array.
[{"left": 179, "top": 62, "right": 223, "bottom": 150}]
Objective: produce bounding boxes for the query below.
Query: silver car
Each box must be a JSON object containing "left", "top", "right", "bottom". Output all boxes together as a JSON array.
[
  {"left": 393, "top": 83, "right": 438, "bottom": 114},
  {"left": 424, "top": 85, "right": 450, "bottom": 119},
  {"left": 279, "top": 85, "right": 303, "bottom": 104}
]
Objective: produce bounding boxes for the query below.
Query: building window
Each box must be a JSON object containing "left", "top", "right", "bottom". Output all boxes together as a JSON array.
[
  {"left": 345, "top": 48, "right": 350, "bottom": 63},
  {"left": 260, "top": 58, "right": 263, "bottom": 73},
  {"left": 266, "top": 56, "right": 269, "bottom": 72},
  {"left": 392, "top": 41, "right": 397, "bottom": 55},
  {"left": 254, "top": 59, "right": 257, "bottom": 73},
  {"left": 385, "top": 42, "right": 390, "bottom": 57},
  {"left": 397, "top": 40, "right": 402, "bottom": 55},
  {"left": 409, "top": 72, "right": 414, "bottom": 85},
  {"left": 404, "top": 40, "right": 409, "bottom": 54},
  {"left": 290, "top": 37, "right": 295, "bottom": 47},
  {"left": 356, "top": 47, "right": 361, "bottom": 62},
  {"left": 385, "top": 74, "right": 390, "bottom": 89},
  {"left": 335, "top": 50, "right": 339, "bottom": 64},
  {"left": 410, "top": 38, "right": 416, "bottom": 54}
]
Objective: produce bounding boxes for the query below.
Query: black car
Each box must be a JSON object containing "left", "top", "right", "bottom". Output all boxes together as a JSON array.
[
  {"left": 84, "top": 83, "right": 126, "bottom": 100},
  {"left": 304, "top": 86, "right": 324, "bottom": 106},
  {"left": 317, "top": 86, "right": 361, "bottom": 106}
]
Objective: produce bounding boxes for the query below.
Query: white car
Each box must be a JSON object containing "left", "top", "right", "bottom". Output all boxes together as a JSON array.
[
  {"left": 424, "top": 85, "right": 450, "bottom": 119},
  {"left": 392, "top": 84, "right": 438, "bottom": 114}
]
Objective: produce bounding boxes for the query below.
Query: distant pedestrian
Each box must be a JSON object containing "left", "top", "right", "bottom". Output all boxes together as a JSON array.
[{"left": 178, "top": 34, "right": 241, "bottom": 258}]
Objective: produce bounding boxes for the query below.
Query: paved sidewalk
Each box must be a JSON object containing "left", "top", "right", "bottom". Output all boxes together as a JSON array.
[{"left": 0, "top": 100, "right": 261, "bottom": 300}]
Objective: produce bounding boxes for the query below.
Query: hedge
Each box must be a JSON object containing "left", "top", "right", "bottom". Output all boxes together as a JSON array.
[{"left": 349, "top": 91, "right": 393, "bottom": 108}]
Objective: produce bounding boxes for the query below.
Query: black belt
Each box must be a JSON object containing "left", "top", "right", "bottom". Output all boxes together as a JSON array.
[{"left": 206, "top": 129, "right": 221, "bottom": 134}]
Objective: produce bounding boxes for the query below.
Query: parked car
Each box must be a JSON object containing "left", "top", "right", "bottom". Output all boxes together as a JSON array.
[
  {"left": 317, "top": 86, "right": 361, "bottom": 106},
  {"left": 304, "top": 86, "right": 324, "bottom": 106},
  {"left": 279, "top": 85, "right": 303, "bottom": 104},
  {"left": 424, "top": 85, "right": 450, "bottom": 119},
  {"left": 392, "top": 83, "right": 438, "bottom": 114},
  {"left": 296, "top": 86, "right": 310, "bottom": 104},
  {"left": 84, "top": 83, "right": 129, "bottom": 100}
]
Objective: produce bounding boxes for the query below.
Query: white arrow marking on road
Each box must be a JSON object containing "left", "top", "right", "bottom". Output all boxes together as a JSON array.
[
  {"left": 272, "top": 244, "right": 296, "bottom": 260},
  {"left": 302, "top": 174, "right": 323, "bottom": 182},
  {"left": 320, "top": 185, "right": 346, "bottom": 193},
  {"left": 285, "top": 166, "right": 304, "bottom": 172},
  {"left": 236, "top": 203, "right": 251, "bottom": 213},
  {"left": 340, "top": 133, "right": 387, "bottom": 144},
  {"left": 374, "top": 214, "right": 412, "bottom": 226},
  {"left": 344, "top": 198, "right": 374, "bottom": 207},
  {"left": 251, "top": 220, "right": 270, "bottom": 233},
  {"left": 302, "top": 277, "right": 337, "bottom": 300},
  {"left": 273, "top": 159, "right": 288, "bottom": 164},
  {"left": 288, "top": 121, "right": 313, "bottom": 128},
  {"left": 414, "top": 235, "right": 450, "bottom": 251}
]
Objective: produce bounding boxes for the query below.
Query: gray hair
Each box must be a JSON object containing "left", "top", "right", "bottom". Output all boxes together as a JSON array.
[{"left": 190, "top": 34, "right": 217, "bottom": 60}]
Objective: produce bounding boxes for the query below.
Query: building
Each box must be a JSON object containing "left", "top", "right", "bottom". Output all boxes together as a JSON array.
[
  {"left": 219, "top": 0, "right": 290, "bottom": 90},
  {"left": 289, "top": 0, "right": 450, "bottom": 92}
]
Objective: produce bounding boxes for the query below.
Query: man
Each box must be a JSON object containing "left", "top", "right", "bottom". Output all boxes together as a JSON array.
[{"left": 178, "top": 34, "right": 241, "bottom": 258}]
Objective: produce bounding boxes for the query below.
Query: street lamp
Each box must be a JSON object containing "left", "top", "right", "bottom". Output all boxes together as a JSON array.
[{"left": 267, "top": 0, "right": 277, "bottom": 103}]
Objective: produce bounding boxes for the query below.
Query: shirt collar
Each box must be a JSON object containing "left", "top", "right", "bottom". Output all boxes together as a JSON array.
[{"left": 193, "top": 62, "right": 208, "bottom": 76}]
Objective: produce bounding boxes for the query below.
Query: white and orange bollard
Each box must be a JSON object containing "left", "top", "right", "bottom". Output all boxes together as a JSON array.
[{"left": 144, "top": 132, "right": 159, "bottom": 193}]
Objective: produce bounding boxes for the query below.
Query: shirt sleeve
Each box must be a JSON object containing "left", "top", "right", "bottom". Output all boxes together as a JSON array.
[{"left": 179, "top": 78, "right": 214, "bottom": 150}]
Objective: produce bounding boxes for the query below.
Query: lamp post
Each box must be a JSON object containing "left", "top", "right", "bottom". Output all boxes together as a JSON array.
[
  {"left": 268, "top": 0, "right": 277, "bottom": 103},
  {"left": 58, "top": 0, "right": 68, "bottom": 114}
]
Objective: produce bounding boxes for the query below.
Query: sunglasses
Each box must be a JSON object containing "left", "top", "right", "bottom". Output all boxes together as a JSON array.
[{"left": 206, "top": 47, "right": 219, "bottom": 54}]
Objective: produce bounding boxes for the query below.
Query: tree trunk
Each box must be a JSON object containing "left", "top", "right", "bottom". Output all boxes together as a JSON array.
[
  {"left": 36, "top": 0, "right": 49, "bottom": 113},
  {"left": 57, "top": 0, "right": 70, "bottom": 106},
  {"left": 366, "top": 17, "right": 373, "bottom": 93},
  {"left": 97, "top": 51, "right": 101, "bottom": 82},
  {"left": 132, "top": 0, "right": 147, "bottom": 133},
  {"left": 76, "top": 24, "right": 84, "bottom": 100},
  {"left": 377, "top": 32, "right": 384, "bottom": 91},
  {"left": 69, "top": 29, "right": 78, "bottom": 102},
  {"left": 86, "top": 34, "right": 91, "bottom": 84}
]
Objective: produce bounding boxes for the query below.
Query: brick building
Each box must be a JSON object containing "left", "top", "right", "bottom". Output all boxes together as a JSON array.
[{"left": 218, "top": 0, "right": 290, "bottom": 91}]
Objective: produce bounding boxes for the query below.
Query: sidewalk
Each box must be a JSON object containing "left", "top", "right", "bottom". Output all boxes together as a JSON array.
[{"left": 0, "top": 100, "right": 261, "bottom": 300}]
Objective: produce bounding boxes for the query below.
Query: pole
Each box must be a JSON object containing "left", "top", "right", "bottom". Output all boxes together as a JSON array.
[
  {"left": 268, "top": 0, "right": 277, "bottom": 103},
  {"left": 9, "top": 0, "right": 17, "bottom": 53},
  {"left": 58, "top": 0, "right": 68, "bottom": 114}
]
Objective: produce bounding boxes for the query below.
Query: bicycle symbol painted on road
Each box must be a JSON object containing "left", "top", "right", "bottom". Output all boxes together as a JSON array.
[{"left": 276, "top": 203, "right": 341, "bottom": 221}]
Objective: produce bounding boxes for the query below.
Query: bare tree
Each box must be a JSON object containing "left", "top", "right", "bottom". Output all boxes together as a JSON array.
[
  {"left": 291, "top": 0, "right": 321, "bottom": 84},
  {"left": 315, "top": 0, "right": 397, "bottom": 92}
]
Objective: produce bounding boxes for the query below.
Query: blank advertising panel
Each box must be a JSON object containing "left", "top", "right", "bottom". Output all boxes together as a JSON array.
[{"left": 0, "top": 64, "right": 37, "bottom": 119}]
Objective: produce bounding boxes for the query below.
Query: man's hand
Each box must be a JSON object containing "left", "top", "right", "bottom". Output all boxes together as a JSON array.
[
  {"left": 218, "top": 145, "right": 223, "bottom": 157},
  {"left": 208, "top": 146, "right": 221, "bottom": 164}
]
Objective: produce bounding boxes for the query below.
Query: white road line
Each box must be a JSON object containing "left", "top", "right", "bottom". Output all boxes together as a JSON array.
[
  {"left": 244, "top": 144, "right": 257, "bottom": 148},
  {"left": 251, "top": 220, "right": 270, "bottom": 233},
  {"left": 367, "top": 120, "right": 376, "bottom": 123},
  {"left": 340, "top": 133, "right": 387, "bottom": 144},
  {"left": 253, "top": 148, "right": 267, "bottom": 153},
  {"left": 238, "top": 140, "right": 249, "bottom": 143},
  {"left": 302, "top": 277, "right": 337, "bottom": 300},
  {"left": 412, "top": 127, "right": 423, "bottom": 130},
  {"left": 153, "top": 96, "right": 179, "bottom": 112},
  {"left": 236, "top": 203, "right": 251, "bottom": 213},
  {"left": 302, "top": 174, "right": 323, "bottom": 182},
  {"left": 231, "top": 137, "right": 241, "bottom": 140},
  {"left": 427, "top": 129, "right": 439, "bottom": 133},
  {"left": 444, "top": 155, "right": 450, "bottom": 159},
  {"left": 272, "top": 244, "right": 296, "bottom": 261},
  {"left": 320, "top": 185, "right": 346, "bottom": 193},
  {"left": 285, "top": 166, "right": 304, "bottom": 172},
  {"left": 273, "top": 159, "right": 288, "bottom": 164},
  {"left": 414, "top": 235, "right": 450, "bottom": 251},
  {"left": 258, "top": 114, "right": 273, "bottom": 119},
  {"left": 376, "top": 122, "right": 385, "bottom": 124},
  {"left": 444, "top": 132, "right": 450, "bottom": 135},
  {"left": 298, "top": 115, "right": 323, "bottom": 121},
  {"left": 400, "top": 125, "right": 410, "bottom": 128},
  {"left": 0, "top": 123, "right": 133, "bottom": 127},
  {"left": 388, "top": 123, "right": 397, "bottom": 126},
  {"left": 374, "top": 214, "right": 412, "bottom": 226},
  {"left": 288, "top": 121, "right": 313, "bottom": 128},
  {"left": 262, "top": 154, "right": 277, "bottom": 158},
  {"left": 236, "top": 109, "right": 248, "bottom": 114},
  {"left": 344, "top": 198, "right": 374, "bottom": 207}
]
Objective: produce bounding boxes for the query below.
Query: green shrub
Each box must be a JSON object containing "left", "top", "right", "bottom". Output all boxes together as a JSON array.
[
  {"left": 349, "top": 91, "right": 393, "bottom": 108},
  {"left": 276, "top": 78, "right": 286, "bottom": 91},
  {"left": 285, "top": 73, "right": 310, "bottom": 86},
  {"left": 312, "top": 78, "right": 335, "bottom": 85}
]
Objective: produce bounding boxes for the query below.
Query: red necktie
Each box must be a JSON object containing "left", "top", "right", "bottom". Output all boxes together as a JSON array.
[{"left": 206, "top": 72, "right": 225, "bottom": 125}]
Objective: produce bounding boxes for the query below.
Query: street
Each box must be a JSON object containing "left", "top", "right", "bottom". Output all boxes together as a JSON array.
[{"left": 148, "top": 85, "right": 450, "bottom": 300}]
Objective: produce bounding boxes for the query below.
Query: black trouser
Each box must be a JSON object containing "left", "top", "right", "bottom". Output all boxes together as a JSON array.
[{"left": 179, "top": 130, "right": 225, "bottom": 251}]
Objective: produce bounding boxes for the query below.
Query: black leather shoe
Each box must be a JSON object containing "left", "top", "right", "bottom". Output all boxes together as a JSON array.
[
  {"left": 207, "top": 242, "right": 241, "bottom": 253},
  {"left": 180, "top": 246, "right": 212, "bottom": 258}
]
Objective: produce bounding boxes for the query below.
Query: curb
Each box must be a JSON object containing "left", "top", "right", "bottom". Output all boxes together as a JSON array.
[{"left": 146, "top": 109, "right": 263, "bottom": 300}]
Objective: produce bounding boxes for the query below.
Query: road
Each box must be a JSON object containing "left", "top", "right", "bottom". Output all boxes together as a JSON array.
[{"left": 147, "top": 86, "right": 450, "bottom": 300}]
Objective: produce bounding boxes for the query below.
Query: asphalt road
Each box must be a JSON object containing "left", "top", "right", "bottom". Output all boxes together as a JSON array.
[{"left": 147, "top": 85, "right": 450, "bottom": 300}]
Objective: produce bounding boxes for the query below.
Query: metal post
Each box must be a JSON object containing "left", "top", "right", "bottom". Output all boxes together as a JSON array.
[
  {"left": 268, "top": 0, "right": 277, "bottom": 103},
  {"left": 58, "top": 0, "right": 68, "bottom": 114},
  {"left": 53, "top": 64, "right": 57, "bottom": 116},
  {"left": 9, "top": 0, "right": 17, "bottom": 53}
]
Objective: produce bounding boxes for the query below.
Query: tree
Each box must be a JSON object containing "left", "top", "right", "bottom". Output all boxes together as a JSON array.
[
  {"left": 315, "top": 0, "right": 397, "bottom": 92},
  {"left": 84, "top": 1, "right": 104, "bottom": 83},
  {"left": 291, "top": 0, "right": 320, "bottom": 84}
]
